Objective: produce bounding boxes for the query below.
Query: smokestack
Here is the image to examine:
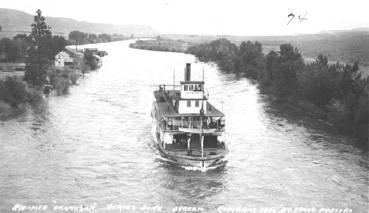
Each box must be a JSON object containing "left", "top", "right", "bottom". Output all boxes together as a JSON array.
[{"left": 185, "top": 63, "right": 191, "bottom": 81}]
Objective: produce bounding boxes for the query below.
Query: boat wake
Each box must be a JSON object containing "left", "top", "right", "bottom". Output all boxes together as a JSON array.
[
  {"left": 154, "top": 153, "right": 227, "bottom": 172},
  {"left": 181, "top": 164, "right": 223, "bottom": 172}
]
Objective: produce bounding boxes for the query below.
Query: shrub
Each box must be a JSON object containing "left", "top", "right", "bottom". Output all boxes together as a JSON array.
[
  {"left": 69, "top": 70, "right": 81, "bottom": 85},
  {"left": 27, "top": 87, "right": 44, "bottom": 103},
  {"left": 53, "top": 75, "right": 70, "bottom": 96},
  {"left": 0, "top": 77, "right": 28, "bottom": 107},
  {"left": 83, "top": 51, "right": 99, "bottom": 70}
]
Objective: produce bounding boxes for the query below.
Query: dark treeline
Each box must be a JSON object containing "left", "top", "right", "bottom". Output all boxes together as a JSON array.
[
  {"left": 68, "top": 30, "right": 128, "bottom": 45},
  {"left": 0, "top": 9, "right": 102, "bottom": 111},
  {"left": 188, "top": 39, "right": 369, "bottom": 144},
  {"left": 0, "top": 9, "right": 69, "bottom": 109},
  {"left": 0, "top": 30, "right": 124, "bottom": 63},
  {"left": 0, "top": 34, "right": 66, "bottom": 63}
]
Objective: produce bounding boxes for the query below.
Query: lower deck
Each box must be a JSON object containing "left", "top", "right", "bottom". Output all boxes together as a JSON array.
[{"left": 158, "top": 132, "right": 227, "bottom": 159}]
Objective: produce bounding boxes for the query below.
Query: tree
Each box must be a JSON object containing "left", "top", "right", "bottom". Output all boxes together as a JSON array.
[
  {"left": 45, "top": 35, "right": 67, "bottom": 59},
  {"left": 260, "top": 51, "right": 279, "bottom": 87},
  {"left": 298, "top": 55, "right": 334, "bottom": 106},
  {"left": 0, "top": 77, "right": 28, "bottom": 107},
  {"left": 69, "top": 30, "right": 87, "bottom": 45},
  {"left": 0, "top": 38, "right": 19, "bottom": 62},
  {"left": 88, "top": 34, "right": 97, "bottom": 43},
  {"left": 236, "top": 41, "right": 264, "bottom": 79},
  {"left": 13, "top": 34, "right": 31, "bottom": 62},
  {"left": 83, "top": 51, "right": 99, "bottom": 70},
  {"left": 187, "top": 38, "right": 238, "bottom": 72},
  {"left": 24, "top": 9, "right": 52, "bottom": 87},
  {"left": 98, "top": 33, "right": 112, "bottom": 42},
  {"left": 272, "top": 44, "right": 304, "bottom": 100}
]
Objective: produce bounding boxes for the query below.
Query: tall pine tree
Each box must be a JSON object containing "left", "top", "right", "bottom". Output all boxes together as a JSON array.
[{"left": 24, "top": 9, "right": 52, "bottom": 87}]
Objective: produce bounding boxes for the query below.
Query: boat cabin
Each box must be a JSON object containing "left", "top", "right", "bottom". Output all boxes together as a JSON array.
[{"left": 152, "top": 63, "right": 225, "bottom": 133}]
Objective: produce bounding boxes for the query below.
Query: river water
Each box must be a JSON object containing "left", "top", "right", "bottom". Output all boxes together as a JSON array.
[{"left": 0, "top": 40, "right": 368, "bottom": 213}]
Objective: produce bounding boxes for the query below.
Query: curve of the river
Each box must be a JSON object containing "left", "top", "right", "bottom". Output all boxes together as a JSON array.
[{"left": 0, "top": 40, "right": 367, "bottom": 212}]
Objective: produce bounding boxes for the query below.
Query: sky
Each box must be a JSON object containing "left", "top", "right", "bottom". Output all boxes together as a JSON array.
[{"left": 1, "top": 0, "right": 368, "bottom": 36}]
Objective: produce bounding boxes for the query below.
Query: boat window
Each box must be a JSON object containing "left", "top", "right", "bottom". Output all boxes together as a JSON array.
[
  {"left": 195, "top": 100, "right": 199, "bottom": 107},
  {"left": 189, "top": 85, "right": 194, "bottom": 91},
  {"left": 184, "top": 85, "right": 188, "bottom": 91},
  {"left": 187, "top": 100, "right": 191, "bottom": 107}
]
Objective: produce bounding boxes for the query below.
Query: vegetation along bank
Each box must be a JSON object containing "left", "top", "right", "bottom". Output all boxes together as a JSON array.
[
  {"left": 186, "top": 38, "right": 368, "bottom": 146},
  {"left": 0, "top": 9, "right": 109, "bottom": 116}
]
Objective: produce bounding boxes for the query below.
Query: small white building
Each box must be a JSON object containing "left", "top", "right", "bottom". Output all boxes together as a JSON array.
[{"left": 55, "top": 51, "right": 74, "bottom": 68}]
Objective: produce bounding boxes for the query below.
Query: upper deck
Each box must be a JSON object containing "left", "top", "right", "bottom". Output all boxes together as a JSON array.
[
  {"left": 152, "top": 63, "right": 225, "bottom": 133},
  {"left": 153, "top": 88, "right": 224, "bottom": 118}
]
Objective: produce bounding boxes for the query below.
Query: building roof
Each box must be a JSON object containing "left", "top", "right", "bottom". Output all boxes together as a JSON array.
[{"left": 55, "top": 51, "right": 72, "bottom": 58}]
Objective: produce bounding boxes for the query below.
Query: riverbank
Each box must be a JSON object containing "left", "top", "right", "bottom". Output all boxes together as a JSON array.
[
  {"left": 0, "top": 77, "right": 44, "bottom": 119},
  {"left": 128, "top": 38, "right": 368, "bottom": 145},
  {"left": 68, "top": 30, "right": 130, "bottom": 46},
  {"left": 187, "top": 39, "right": 369, "bottom": 147},
  {"left": 1, "top": 40, "right": 367, "bottom": 212},
  {"left": 266, "top": 96, "right": 368, "bottom": 149},
  {"left": 129, "top": 38, "right": 191, "bottom": 52},
  {"left": 0, "top": 47, "right": 105, "bottom": 117}
]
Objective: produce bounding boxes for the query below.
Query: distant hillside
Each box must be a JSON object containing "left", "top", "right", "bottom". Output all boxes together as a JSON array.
[
  {"left": 162, "top": 29, "right": 369, "bottom": 66},
  {"left": 0, "top": 8, "right": 157, "bottom": 38}
]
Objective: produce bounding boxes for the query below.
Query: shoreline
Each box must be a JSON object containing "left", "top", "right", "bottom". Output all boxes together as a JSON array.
[
  {"left": 129, "top": 39, "right": 190, "bottom": 53},
  {"left": 0, "top": 43, "right": 106, "bottom": 116},
  {"left": 265, "top": 96, "right": 368, "bottom": 150},
  {"left": 128, "top": 39, "right": 368, "bottom": 148}
]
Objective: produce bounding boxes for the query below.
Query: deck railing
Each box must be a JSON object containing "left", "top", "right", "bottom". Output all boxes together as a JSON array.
[{"left": 163, "top": 118, "right": 225, "bottom": 132}]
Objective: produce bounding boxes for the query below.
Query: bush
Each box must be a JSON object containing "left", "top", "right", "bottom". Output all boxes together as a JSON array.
[
  {"left": 187, "top": 38, "right": 238, "bottom": 73},
  {"left": 27, "top": 87, "right": 44, "bottom": 103},
  {"left": 0, "top": 77, "right": 28, "bottom": 107},
  {"left": 189, "top": 39, "right": 368, "bottom": 143},
  {"left": 53, "top": 75, "right": 70, "bottom": 96},
  {"left": 69, "top": 70, "right": 81, "bottom": 85},
  {"left": 83, "top": 51, "right": 99, "bottom": 70},
  {"left": 47, "top": 68, "right": 78, "bottom": 95},
  {"left": 0, "top": 38, "right": 20, "bottom": 62}
]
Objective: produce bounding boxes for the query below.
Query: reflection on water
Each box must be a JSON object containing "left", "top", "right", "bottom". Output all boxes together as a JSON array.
[{"left": 0, "top": 40, "right": 367, "bottom": 212}]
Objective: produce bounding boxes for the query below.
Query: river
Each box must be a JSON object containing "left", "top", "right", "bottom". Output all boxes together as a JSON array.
[{"left": 0, "top": 40, "right": 367, "bottom": 212}]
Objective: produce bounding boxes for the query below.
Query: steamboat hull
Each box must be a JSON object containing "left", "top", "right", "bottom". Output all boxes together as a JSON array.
[{"left": 152, "top": 123, "right": 228, "bottom": 169}]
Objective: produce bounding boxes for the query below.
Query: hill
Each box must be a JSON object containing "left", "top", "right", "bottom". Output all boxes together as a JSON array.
[
  {"left": 162, "top": 29, "right": 369, "bottom": 66},
  {"left": 0, "top": 8, "right": 157, "bottom": 38}
]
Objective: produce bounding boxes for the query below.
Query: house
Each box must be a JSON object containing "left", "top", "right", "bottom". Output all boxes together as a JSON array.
[
  {"left": 55, "top": 51, "right": 74, "bottom": 68},
  {"left": 54, "top": 49, "right": 84, "bottom": 69}
]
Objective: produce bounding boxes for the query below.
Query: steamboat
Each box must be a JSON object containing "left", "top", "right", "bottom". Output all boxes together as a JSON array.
[{"left": 151, "top": 63, "right": 227, "bottom": 168}]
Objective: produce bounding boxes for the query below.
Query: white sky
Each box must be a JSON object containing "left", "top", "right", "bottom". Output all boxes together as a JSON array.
[{"left": 1, "top": 0, "right": 368, "bottom": 35}]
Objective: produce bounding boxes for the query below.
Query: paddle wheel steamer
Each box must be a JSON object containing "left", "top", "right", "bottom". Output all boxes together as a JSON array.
[{"left": 151, "top": 63, "right": 227, "bottom": 168}]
